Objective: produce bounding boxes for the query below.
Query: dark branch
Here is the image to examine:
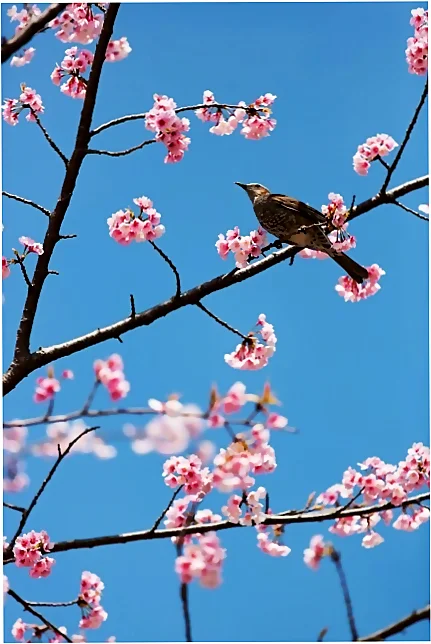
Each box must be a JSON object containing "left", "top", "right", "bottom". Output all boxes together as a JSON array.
[
  {"left": 3, "top": 501, "right": 26, "bottom": 513},
  {"left": 358, "top": 604, "right": 430, "bottom": 642},
  {"left": 7, "top": 589, "right": 72, "bottom": 643},
  {"left": 2, "top": 191, "right": 50, "bottom": 216},
  {"left": 87, "top": 139, "right": 156, "bottom": 156},
  {"left": 150, "top": 486, "right": 184, "bottom": 533},
  {"left": 29, "top": 110, "right": 68, "bottom": 166},
  {"left": 196, "top": 301, "right": 248, "bottom": 340},
  {"left": 349, "top": 175, "right": 428, "bottom": 221},
  {"left": 381, "top": 81, "right": 428, "bottom": 192},
  {"left": 330, "top": 549, "right": 358, "bottom": 640},
  {"left": 393, "top": 201, "right": 429, "bottom": 221},
  {"left": 149, "top": 241, "right": 182, "bottom": 298},
  {"left": 1, "top": 4, "right": 63, "bottom": 64},
  {"left": 4, "top": 492, "right": 427, "bottom": 562}
]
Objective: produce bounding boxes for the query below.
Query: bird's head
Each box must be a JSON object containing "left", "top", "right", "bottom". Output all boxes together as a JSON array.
[{"left": 235, "top": 182, "right": 270, "bottom": 203}]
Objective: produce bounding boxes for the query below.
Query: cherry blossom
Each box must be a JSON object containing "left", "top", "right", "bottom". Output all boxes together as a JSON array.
[
  {"left": 94, "top": 354, "right": 130, "bottom": 401},
  {"left": 175, "top": 531, "right": 226, "bottom": 588},
  {"left": 19, "top": 236, "right": 44, "bottom": 255},
  {"left": 49, "top": 4, "right": 104, "bottom": 44},
  {"left": 163, "top": 455, "right": 213, "bottom": 497},
  {"left": 7, "top": 4, "right": 41, "bottom": 34},
  {"left": 303, "top": 535, "right": 329, "bottom": 570},
  {"left": 31, "top": 420, "right": 116, "bottom": 459},
  {"left": 33, "top": 373, "right": 61, "bottom": 403},
  {"left": 105, "top": 37, "right": 132, "bottom": 62},
  {"left": 216, "top": 225, "right": 267, "bottom": 268},
  {"left": 11, "top": 618, "right": 28, "bottom": 642},
  {"left": 335, "top": 264, "right": 386, "bottom": 303},
  {"left": 10, "top": 47, "right": 35, "bottom": 67},
  {"left": 353, "top": 134, "right": 398, "bottom": 176},
  {"left": 406, "top": 8, "right": 428, "bottom": 75},
  {"left": 13, "top": 530, "right": 55, "bottom": 578},
  {"left": 2, "top": 86, "right": 44, "bottom": 125},
  {"left": 362, "top": 531, "right": 384, "bottom": 548},
  {"left": 2, "top": 257, "right": 11, "bottom": 279},
  {"left": 145, "top": 94, "right": 191, "bottom": 163},
  {"left": 225, "top": 314, "right": 277, "bottom": 370},
  {"left": 51, "top": 47, "right": 93, "bottom": 99},
  {"left": 256, "top": 513, "right": 291, "bottom": 557},
  {"left": 107, "top": 196, "right": 165, "bottom": 245}
]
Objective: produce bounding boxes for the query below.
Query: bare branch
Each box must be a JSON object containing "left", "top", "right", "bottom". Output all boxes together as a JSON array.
[
  {"left": 29, "top": 110, "right": 68, "bottom": 166},
  {"left": 10, "top": 4, "right": 119, "bottom": 366},
  {"left": 358, "top": 604, "right": 430, "bottom": 642},
  {"left": 393, "top": 200, "right": 429, "bottom": 221},
  {"left": 4, "top": 492, "right": 427, "bottom": 562},
  {"left": 381, "top": 81, "right": 428, "bottom": 192},
  {"left": 149, "top": 486, "right": 184, "bottom": 533},
  {"left": 179, "top": 581, "right": 193, "bottom": 642},
  {"left": 2, "top": 191, "right": 50, "bottom": 216},
  {"left": 149, "top": 240, "right": 182, "bottom": 298},
  {"left": 7, "top": 588, "right": 73, "bottom": 643},
  {"left": 3, "top": 501, "right": 26, "bottom": 513},
  {"left": 3, "top": 174, "right": 427, "bottom": 396},
  {"left": 330, "top": 549, "right": 358, "bottom": 640},
  {"left": 1, "top": 4, "right": 63, "bottom": 64},
  {"left": 5, "top": 426, "right": 99, "bottom": 555},
  {"left": 87, "top": 139, "right": 156, "bottom": 156},
  {"left": 196, "top": 301, "right": 248, "bottom": 340},
  {"left": 25, "top": 600, "right": 78, "bottom": 608}
]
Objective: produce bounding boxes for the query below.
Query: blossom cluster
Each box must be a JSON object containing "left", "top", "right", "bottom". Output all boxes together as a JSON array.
[
  {"left": 51, "top": 47, "right": 93, "bottom": 99},
  {"left": 2, "top": 257, "right": 11, "bottom": 279},
  {"left": 256, "top": 515, "right": 291, "bottom": 557},
  {"left": 79, "top": 570, "right": 108, "bottom": 629},
  {"left": 406, "top": 8, "right": 428, "bottom": 75},
  {"left": 303, "top": 535, "right": 329, "bottom": 570},
  {"left": 335, "top": 263, "right": 385, "bottom": 303},
  {"left": 49, "top": 4, "right": 104, "bottom": 44},
  {"left": 19, "top": 235, "right": 44, "bottom": 255},
  {"left": 225, "top": 314, "right": 277, "bottom": 370},
  {"left": 216, "top": 225, "right": 267, "bottom": 268},
  {"left": 107, "top": 195, "right": 165, "bottom": 245},
  {"left": 145, "top": 94, "right": 191, "bottom": 163},
  {"left": 13, "top": 530, "right": 55, "bottom": 579},
  {"left": 94, "top": 354, "right": 130, "bottom": 401},
  {"left": 2, "top": 86, "right": 44, "bottom": 126},
  {"left": 163, "top": 454, "right": 213, "bottom": 497},
  {"left": 175, "top": 531, "right": 226, "bottom": 589},
  {"left": 222, "top": 486, "right": 267, "bottom": 525},
  {"left": 316, "top": 442, "right": 430, "bottom": 547},
  {"left": 196, "top": 90, "right": 277, "bottom": 140},
  {"left": 31, "top": 420, "right": 117, "bottom": 460},
  {"left": 7, "top": 4, "right": 40, "bottom": 34},
  {"left": 353, "top": 133, "right": 398, "bottom": 176},
  {"left": 10, "top": 47, "right": 35, "bottom": 68},
  {"left": 105, "top": 37, "right": 132, "bottom": 62}
]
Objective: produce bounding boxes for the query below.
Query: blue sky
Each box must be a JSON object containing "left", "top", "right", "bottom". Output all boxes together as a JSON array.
[{"left": 2, "top": 2, "right": 429, "bottom": 642}]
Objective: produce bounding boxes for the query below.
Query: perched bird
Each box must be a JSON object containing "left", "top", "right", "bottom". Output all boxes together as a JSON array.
[{"left": 235, "top": 182, "right": 369, "bottom": 284}]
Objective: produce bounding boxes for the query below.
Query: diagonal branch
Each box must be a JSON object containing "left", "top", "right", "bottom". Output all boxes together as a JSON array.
[
  {"left": 196, "top": 301, "right": 248, "bottom": 340},
  {"left": 3, "top": 174, "right": 427, "bottom": 396},
  {"left": 5, "top": 426, "right": 99, "bottom": 555},
  {"left": 1, "top": 4, "right": 63, "bottom": 64},
  {"left": 10, "top": 3, "right": 119, "bottom": 367},
  {"left": 87, "top": 139, "right": 156, "bottom": 156},
  {"left": 393, "top": 200, "right": 429, "bottom": 221},
  {"left": 149, "top": 241, "right": 182, "bottom": 297},
  {"left": 4, "top": 492, "right": 427, "bottom": 563},
  {"left": 30, "top": 111, "right": 68, "bottom": 166},
  {"left": 358, "top": 604, "right": 430, "bottom": 642},
  {"left": 330, "top": 549, "right": 358, "bottom": 640},
  {"left": 381, "top": 81, "right": 428, "bottom": 192},
  {"left": 8, "top": 588, "right": 73, "bottom": 643},
  {"left": 2, "top": 191, "right": 50, "bottom": 216}
]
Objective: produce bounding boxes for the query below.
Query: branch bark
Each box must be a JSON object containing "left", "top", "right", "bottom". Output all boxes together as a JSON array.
[
  {"left": 1, "top": 4, "right": 63, "bottom": 64},
  {"left": 358, "top": 604, "right": 430, "bottom": 641}
]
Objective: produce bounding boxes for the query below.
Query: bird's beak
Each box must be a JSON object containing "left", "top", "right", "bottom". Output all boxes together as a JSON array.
[{"left": 235, "top": 182, "right": 248, "bottom": 191}]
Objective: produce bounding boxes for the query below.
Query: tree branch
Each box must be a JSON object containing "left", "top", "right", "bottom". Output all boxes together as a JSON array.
[
  {"left": 30, "top": 111, "right": 68, "bottom": 166},
  {"left": 4, "top": 492, "right": 427, "bottom": 563},
  {"left": 393, "top": 201, "right": 429, "bottom": 221},
  {"left": 10, "top": 3, "right": 119, "bottom": 368},
  {"left": 3, "top": 174, "right": 427, "bottom": 395},
  {"left": 5, "top": 426, "right": 99, "bottom": 555},
  {"left": 1, "top": 4, "right": 64, "bottom": 64},
  {"left": 358, "top": 604, "right": 430, "bottom": 642},
  {"left": 196, "top": 301, "right": 248, "bottom": 340},
  {"left": 2, "top": 191, "right": 50, "bottom": 216},
  {"left": 330, "top": 549, "right": 358, "bottom": 640},
  {"left": 87, "top": 139, "right": 156, "bottom": 156},
  {"left": 7, "top": 588, "right": 73, "bottom": 643},
  {"left": 149, "top": 241, "right": 182, "bottom": 298},
  {"left": 381, "top": 81, "right": 428, "bottom": 193}
]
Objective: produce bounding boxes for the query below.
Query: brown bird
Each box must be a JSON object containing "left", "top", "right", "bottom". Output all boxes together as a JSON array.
[{"left": 235, "top": 182, "right": 368, "bottom": 284}]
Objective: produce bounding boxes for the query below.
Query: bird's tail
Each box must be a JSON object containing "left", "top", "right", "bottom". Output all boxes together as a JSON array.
[{"left": 331, "top": 252, "right": 369, "bottom": 284}]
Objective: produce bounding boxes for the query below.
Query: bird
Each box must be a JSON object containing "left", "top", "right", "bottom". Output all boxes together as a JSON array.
[{"left": 235, "top": 182, "right": 369, "bottom": 284}]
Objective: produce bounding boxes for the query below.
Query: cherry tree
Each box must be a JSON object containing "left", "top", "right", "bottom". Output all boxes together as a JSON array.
[{"left": 2, "top": 3, "right": 429, "bottom": 643}]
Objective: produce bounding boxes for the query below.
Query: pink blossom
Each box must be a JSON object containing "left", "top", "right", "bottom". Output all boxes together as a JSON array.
[
  {"left": 107, "top": 198, "right": 165, "bottom": 246},
  {"left": 361, "top": 531, "right": 384, "bottom": 548},
  {"left": 163, "top": 455, "right": 213, "bottom": 497},
  {"left": 256, "top": 516, "right": 290, "bottom": 557},
  {"left": 31, "top": 419, "right": 116, "bottom": 460},
  {"left": 8, "top": 4, "right": 40, "bottom": 34},
  {"left": 50, "top": 5, "right": 104, "bottom": 44},
  {"left": 225, "top": 314, "right": 277, "bottom": 371},
  {"left": 80, "top": 570, "right": 105, "bottom": 606},
  {"left": 335, "top": 263, "right": 385, "bottom": 303},
  {"left": 33, "top": 374, "right": 60, "bottom": 403},
  {"left": 406, "top": 9, "right": 428, "bottom": 75},
  {"left": 94, "top": 354, "right": 130, "bottom": 401},
  {"left": 2, "top": 98, "right": 19, "bottom": 125},
  {"left": 62, "top": 369, "right": 74, "bottom": 379},
  {"left": 3, "top": 574, "right": 9, "bottom": 596},
  {"left": 19, "top": 235, "right": 44, "bottom": 255},
  {"left": 19, "top": 86, "right": 44, "bottom": 122},
  {"left": 79, "top": 606, "right": 108, "bottom": 629},
  {"left": 105, "top": 37, "right": 132, "bottom": 62},
  {"left": 10, "top": 47, "right": 35, "bottom": 67},
  {"left": 13, "top": 530, "right": 54, "bottom": 577},
  {"left": 145, "top": 94, "right": 190, "bottom": 163},
  {"left": 175, "top": 532, "right": 226, "bottom": 587},
  {"left": 353, "top": 134, "right": 398, "bottom": 175},
  {"left": 12, "top": 618, "right": 27, "bottom": 642},
  {"left": 2, "top": 257, "right": 10, "bottom": 279},
  {"left": 215, "top": 225, "right": 267, "bottom": 268},
  {"left": 29, "top": 555, "right": 55, "bottom": 578},
  {"left": 303, "top": 535, "right": 328, "bottom": 569}
]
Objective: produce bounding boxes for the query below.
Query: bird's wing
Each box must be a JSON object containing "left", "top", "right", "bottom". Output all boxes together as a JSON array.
[{"left": 271, "top": 195, "right": 326, "bottom": 223}]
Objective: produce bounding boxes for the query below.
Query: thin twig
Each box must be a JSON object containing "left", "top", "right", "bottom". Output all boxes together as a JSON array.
[
  {"left": 349, "top": 175, "right": 428, "bottom": 221},
  {"left": 196, "top": 301, "right": 248, "bottom": 340},
  {"left": 29, "top": 110, "right": 68, "bottom": 166},
  {"left": 381, "top": 81, "right": 428, "bottom": 192},
  {"left": 393, "top": 201, "right": 429, "bottom": 221},
  {"left": 2, "top": 191, "right": 50, "bottom": 216},
  {"left": 81, "top": 381, "right": 100, "bottom": 414},
  {"left": 8, "top": 589, "right": 73, "bottom": 643},
  {"left": 87, "top": 139, "right": 156, "bottom": 156},
  {"left": 5, "top": 426, "right": 99, "bottom": 555},
  {"left": 179, "top": 581, "right": 193, "bottom": 642},
  {"left": 1, "top": 4, "right": 64, "bottom": 63},
  {"left": 330, "top": 549, "right": 358, "bottom": 641},
  {"left": 149, "top": 240, "right": 182, "bottom": 297},
  {"left": 25, "top": 599, "right": 78, "bottom": 608},
  {"left": 14, "top": 253, "right": 33, "bottom": 288},
  {"left": 149, "top": 486, "right": 184, "bottom": 533},
  {"left": 358, "top": 604, "right": 430, "bottom": 641},
  {"left": 4, "top": 493, "right": 427, "bottom": 563},
  {"left": 130, "top": 294, "right": 136, "bottom": 319},
  {"left": 3, "top": 501, "right": 26, "bottom": 513}
]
